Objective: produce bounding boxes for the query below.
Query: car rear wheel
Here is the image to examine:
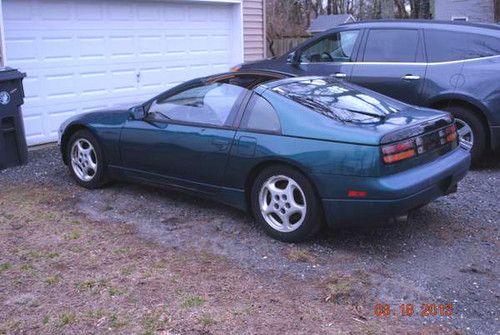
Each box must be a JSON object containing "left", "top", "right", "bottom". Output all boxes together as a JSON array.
[
  {"left": 251, "top": 165, "right": 323, "bottom": 242},
  {"left": 67, "top": 129, "right": 108, "bottom": 189},
  {"left": 442, "top": 106, "right": 486, "bottom": 164}
]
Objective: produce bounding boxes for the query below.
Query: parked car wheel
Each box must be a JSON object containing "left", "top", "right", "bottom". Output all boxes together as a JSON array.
[
  {"left": 67, "top": 129, "right": 108, "bottom": 189},
  {"left": 443, "top": 106, "right": 486, "bottom": 164},
  {"left": 251, "top": 165, "right": 323, "bottom": 242}
]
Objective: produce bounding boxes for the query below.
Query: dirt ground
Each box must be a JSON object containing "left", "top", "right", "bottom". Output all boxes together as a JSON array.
[{"left": 0, "top": 146, "right": 498, "bottom": 334}]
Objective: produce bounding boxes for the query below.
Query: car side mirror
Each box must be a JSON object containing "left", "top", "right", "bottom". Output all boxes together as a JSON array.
[
  {"left": 129, "top": 105, "right": 146, "bottom": 120},
  {"left": 286, "top": 51, "right": 300, "bottom": 66}
]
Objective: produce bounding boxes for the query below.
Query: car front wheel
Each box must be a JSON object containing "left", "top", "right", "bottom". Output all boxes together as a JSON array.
[
  {"left": 251, "top": 165, "right": 323, "bottom": 242},
  {"left": 67, "top": 129, "right": 108, "bottom": 189}
]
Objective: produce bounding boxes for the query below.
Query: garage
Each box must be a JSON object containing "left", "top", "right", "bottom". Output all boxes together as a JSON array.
[{"left": 1, "top": 0, "right": 247, "bottom": 145}]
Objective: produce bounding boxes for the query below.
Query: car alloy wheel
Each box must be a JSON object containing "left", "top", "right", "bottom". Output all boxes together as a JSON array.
[
  {"left": 258, "top": 175, "right": 307, "bottom": 233},
  {"left": 70, "top": 138, "right": 98, "bottom": 182},
  {"left": 455, "top": 118, "right": 474, "bottom": 151}
]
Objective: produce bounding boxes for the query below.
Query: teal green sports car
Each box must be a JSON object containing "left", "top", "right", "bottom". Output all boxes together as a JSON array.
[{"left": 58, "top": 71, "right": 470, "bottom": 242}]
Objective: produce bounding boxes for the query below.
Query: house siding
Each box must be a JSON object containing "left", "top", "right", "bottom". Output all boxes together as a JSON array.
[
  {"left": 434, "top": 0, "right": 495, "bottom": 22},
  {"left": 243, "top": 0, "right": 266, "bottom": 61}
]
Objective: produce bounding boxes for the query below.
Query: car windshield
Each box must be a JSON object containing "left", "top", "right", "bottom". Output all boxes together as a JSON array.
[{"left": 272, "top": 78, "right": 401, "bottom": 123}]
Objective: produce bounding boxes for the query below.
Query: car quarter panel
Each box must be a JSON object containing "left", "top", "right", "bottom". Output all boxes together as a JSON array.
[
  {"left": 60, "top": 110, "right": 128, "bottom": 166},
  {"left": 458, "top": 56, "right": 500, "bottom": 127},
  {"left": 223, "top": 131, "right": 381, "bottom": 199}
]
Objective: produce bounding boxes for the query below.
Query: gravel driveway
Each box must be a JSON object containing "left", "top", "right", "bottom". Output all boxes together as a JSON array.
[{"left": 1, "top": 145, "right": 498, "bottom": 334}]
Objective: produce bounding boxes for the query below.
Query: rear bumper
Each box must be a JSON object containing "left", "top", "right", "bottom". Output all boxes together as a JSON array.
[{"left": 322, "top": 148, "right": 470, "bottom": 228}]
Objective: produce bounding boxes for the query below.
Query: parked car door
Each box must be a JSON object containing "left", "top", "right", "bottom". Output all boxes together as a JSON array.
[
  {"left": 290, "top": 29, "right": 362, "bottom": 79},
  {"left": 119, "top": 83, "right": 248, "bottom": 191},
  {"left": 350, "top": 28, "right": 427, "bottom": 105}
]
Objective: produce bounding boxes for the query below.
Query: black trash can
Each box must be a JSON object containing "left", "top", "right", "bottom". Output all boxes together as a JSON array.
[{"left": 0, "top": 67, "right": 27, "bottom": 171}]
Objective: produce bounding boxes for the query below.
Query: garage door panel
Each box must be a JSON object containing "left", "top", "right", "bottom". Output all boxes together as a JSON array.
[
  {"left": 80, "top": 71, "right": 109, "bottom": 97},
  {"left": 78, "top": 36, "right": 107, "bottom": 61},
  {"left": 23, "top": 115, "right": 45, "bottom": 143},
  {"left": 4, "top": 0, "right": 237, "bottom": 145},
  {"left": 4, "top": 37, "right": 38, "bottom": 67},
  {"left": 107, "top": 2, "right": 134, "bottom": 21},
  {"left": 76, "top": 1, "right": 104, "bottom": 21},
  {"left": 3, "top": 0, "right": 32, "bottom": 21},
  {"left": 39, "top": 0, "right": 72, "bottom": 20}
]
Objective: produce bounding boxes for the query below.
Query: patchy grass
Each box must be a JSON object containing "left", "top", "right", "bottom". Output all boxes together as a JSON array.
[
  {"left": 181, "top": 296, "right": 205, "bottom": 309},
  {"left": 108, "top": 285, "right": 122, "bottom": 297},
  {"left": 113, "top": 247, "right": 131, "bottom": 254},
  {"left": 0, "top": 262, "right": 11, "bottom": 273},
  {"left": 57, "top": 312, "right": 76, "bottom": 327},
  {"left": 200, "top": 313, "right": 216, "bottom": 326},
  {"left": 325, "top": 278, "right": 352, "bottom": 303},
  {"left": 28, "top": 250, "right": 60, "bottom": 259},
  {"left": 141, "top": 310, "right": 168, "bottom": 334},
  {"left": 45, "top": 275, "right": 61, "bottom": 285},
  {"left": 0, "top": 183, "right": 435, "bottom": 334},
  {"left": 286, "top": 248, "right": 316, "bottom": 263},
  {"left": 63, "top": 230, "right": 81, "bottom": 240},
  {"left": 109, "top": 313, "right": 128, "bottom": 329},
  {"left": 323, "top": 270, "right": 371, "bottom": 304},
  {"left": 120, "top": 265, "right": 135, "bottom": 276},
  {"left": 20, "top": 263, "right": 37, "bottom": 277}
]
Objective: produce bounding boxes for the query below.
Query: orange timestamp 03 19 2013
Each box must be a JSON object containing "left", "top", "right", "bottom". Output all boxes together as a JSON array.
[{"left": 374, "top": 303, "right": 453, "bottom": 317}]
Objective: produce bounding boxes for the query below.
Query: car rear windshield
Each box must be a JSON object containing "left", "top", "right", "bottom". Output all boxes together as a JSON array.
[{"left": 271, "top": 78, "right": 401, "bottom": 123}]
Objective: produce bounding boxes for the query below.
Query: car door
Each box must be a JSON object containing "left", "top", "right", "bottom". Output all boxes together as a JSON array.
[
  {"left": 119, "top": 82, "right": 249, "bottom": 192},
  {"left": 289, "top": 29, "right": 362, "bottom": 80},
  {"left": 350, "top": 28, "right": 427, "bottom": 105}
]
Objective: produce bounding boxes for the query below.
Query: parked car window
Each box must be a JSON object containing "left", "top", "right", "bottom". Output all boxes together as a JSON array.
[
  {"left": 241, "top": 94, "right": 281, "bottom": 133},
  {"left": 300, "top": 30, "right": 360, "bottom": 63},
  {"left": 363, "top": 29, "right": 419, "bottom": 62},
  {"left": 148, "top": 83, "right": 247, "bottom": 126},
  {"left": 425, "top": 30, "right": 500, "bottom": 62}
]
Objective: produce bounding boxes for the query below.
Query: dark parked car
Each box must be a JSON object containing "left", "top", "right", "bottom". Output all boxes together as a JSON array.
[
  {"left": 59, "top": 71, "right": 470, "bottom": 242},
  {"left": 234, "top": 20, "right": 500, "bottom": 162}
]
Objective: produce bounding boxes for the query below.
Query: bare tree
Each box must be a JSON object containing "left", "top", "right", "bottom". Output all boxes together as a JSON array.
[{"left": 266, "top": 0, "right": 433, "bottom": 56}]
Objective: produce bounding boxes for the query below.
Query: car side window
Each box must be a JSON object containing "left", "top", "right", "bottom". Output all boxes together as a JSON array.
[
  {"left": 241, "top": 94, "right": 281, "bottom": 133},
  {"left": 300, "top": 30, "right": 360, "bottom": 63},
  {"left": 147, "top": 83, "right": 247, "bottom": 127},
  {"left": 425, "top": 30, "right": 500, "bottom": 62},
  {"left": 363, "top": 29, "right": 419, "bottom": 62}
]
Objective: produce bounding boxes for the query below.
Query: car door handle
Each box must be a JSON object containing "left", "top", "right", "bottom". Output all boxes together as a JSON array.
[
  {"left": 332, "top": 72, "right": 347, "bottom": 78},
  {"left": 212, "top": 139, "right": 230, "bottom": 151},
  {"left": 401, "top": 74, "right": 420, "bottom": 80}
]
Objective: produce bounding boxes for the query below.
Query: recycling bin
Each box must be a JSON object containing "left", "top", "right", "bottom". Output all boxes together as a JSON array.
[{"left": 0, "top": 67, "right": 27, "bottom": 170}]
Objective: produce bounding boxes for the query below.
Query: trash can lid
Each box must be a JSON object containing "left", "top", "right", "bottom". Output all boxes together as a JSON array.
[{"left": 0, "top": 67, "right": 26, "bottom": 81}]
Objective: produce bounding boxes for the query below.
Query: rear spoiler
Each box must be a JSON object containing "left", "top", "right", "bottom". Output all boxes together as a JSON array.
[{"left": 381, "top": 114, "right": 454, "bottom": 144}]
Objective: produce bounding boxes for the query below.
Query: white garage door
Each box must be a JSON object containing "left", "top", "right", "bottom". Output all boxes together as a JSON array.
[{"left": 3, "top": 0, "right": 241, "bottom": 145}]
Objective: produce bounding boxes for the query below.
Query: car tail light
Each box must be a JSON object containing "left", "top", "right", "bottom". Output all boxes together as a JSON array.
[
  {"left": 381, "top": 123, "right": 457, "bottom": 164},
  {"left": 440, "top": 123, "right": 457, "bottom": 144},
  {"left": 382, "top": 139, "right": 416, "bottom": 164}
]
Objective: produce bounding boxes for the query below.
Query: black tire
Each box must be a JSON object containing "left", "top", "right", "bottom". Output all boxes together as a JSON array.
[
  {"left": 66, "top": 129, "right": 109, "bottom": 189},
  {"left": 250, "top": 164, "right": 324, "bottom": 242},
  {"left": 442, "top": 105, "right": 486, "bottom": 164}
]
